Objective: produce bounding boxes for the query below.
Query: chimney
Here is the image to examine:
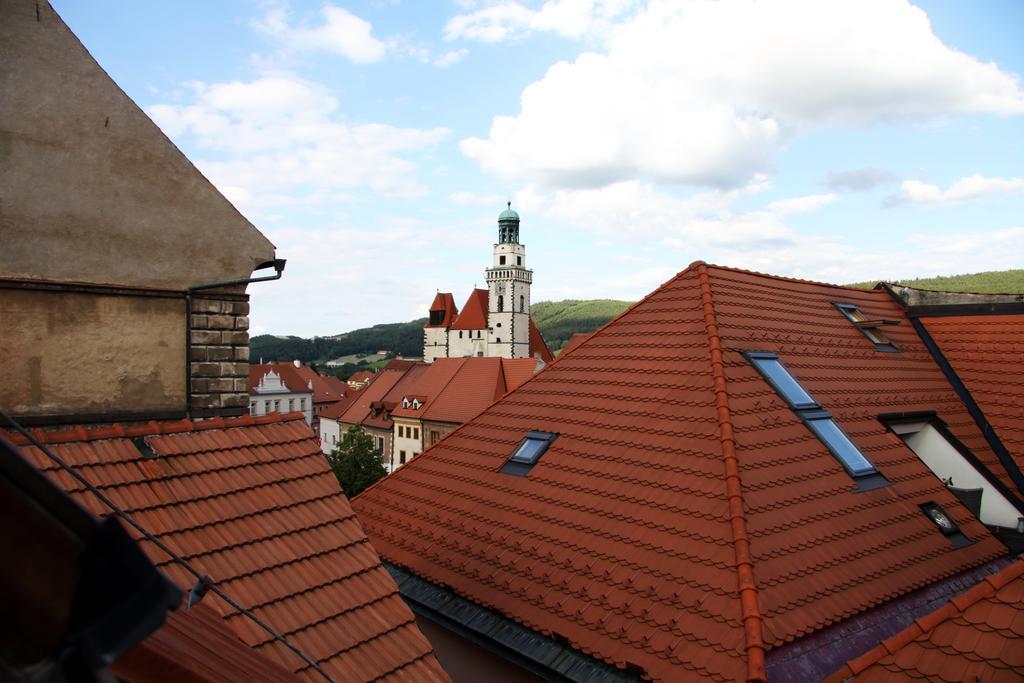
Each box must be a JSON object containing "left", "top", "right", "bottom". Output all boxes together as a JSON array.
[{"left": 293, "top": 359, "right": 301, "bottom": 368}]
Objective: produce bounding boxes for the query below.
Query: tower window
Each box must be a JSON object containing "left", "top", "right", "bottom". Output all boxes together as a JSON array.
[
  {"left": 500, "top": 255, "right": 506, "bottom": 265},
  {"left": 459, "top": 330, "right": 463, "bottom": 338},
  {"left": 520, "top": 295, "right": 525, "bottom": 312},
  {"left": 429, "top": 310, "right": 444, "bottom": 325},
  {"left": 498, "top": 295, "right": 504, "bottom": 312},
  {"left": 517, "top": 256, "right": 522, "bottom": 265}
]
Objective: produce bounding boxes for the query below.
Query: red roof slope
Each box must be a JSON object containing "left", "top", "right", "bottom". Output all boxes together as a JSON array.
[
  {"left": 113, "top": 603, "right": 301, "bottom": 683},
  {"left": 501, "top": 357, "right": 541, "bottom": 393},
  {"left": 249, "top": 363, "right": 313, "bottom": 396},
  {"left": 352, "top": 262, "right": 1007, "bottom": 682},
  {"left": 392, "top": 358, "right": 468, "bottom": 420},
  {"left": 921, "top": 314, "right": 1024, "bottom": 474},
  {"left": 420, "top": 357, "right": 506, "bottom": 424},
  {"left": 319, "top": 385, "right": 365, "bottom": 420},
  {"left": 451, "top": 289, "right": 489, "bottom": 330},
  {"left": 289, "top": 363, "right": 347, "bottom": 403},
  {"left": 426, "top": 292, "right": 459, "bottom": 328},
  {"left": 9, "top": 414, "right": 447, "bottom": 682},
  {"left": 528, "top": 318, "right": 555, "bottom": 363},
  {"left": 828, "top": 560, "right": 1024, "bottom": 681},
  {"left": 336, "top": 368, "right": 409, "bottom": 426},
  {"left": 363, "top": 364, "right": 429, "bottom": 430}
]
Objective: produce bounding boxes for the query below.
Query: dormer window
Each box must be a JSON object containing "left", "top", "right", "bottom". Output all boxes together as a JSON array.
[
  {"left": 501, "top": 431, "right": 557, "bottom": 476},
  {"left": 747, "top": 352, "right": 886, "bottom": 489},
  {"left": 834, "top": 303, "right": 899, "bottom": 352},
  {"left": 412, "top": 399, "right": 421, "bottom": 409},
  {"left": 402, "top": 398, "right": 410, "bottom": 408}
]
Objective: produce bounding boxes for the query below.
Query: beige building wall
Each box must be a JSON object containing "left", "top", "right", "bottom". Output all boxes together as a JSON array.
[
  {"left": 423, "top": 420, "right": 460, "bottom": 448},
  {"left": 0, "top": 289, "right": 185, "bottom": 418},
  {"left": 393, "top": 418, "right": 423, "bottom": 471}
]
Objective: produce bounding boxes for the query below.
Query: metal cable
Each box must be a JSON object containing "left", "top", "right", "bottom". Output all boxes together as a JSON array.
[{"left": 0, "top": 409, "right": 337, "bottom": 683}]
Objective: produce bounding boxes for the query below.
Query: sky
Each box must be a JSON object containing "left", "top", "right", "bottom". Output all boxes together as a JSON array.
[{"left": 52, "top": 0, "right": 1024, "bottom": 337}]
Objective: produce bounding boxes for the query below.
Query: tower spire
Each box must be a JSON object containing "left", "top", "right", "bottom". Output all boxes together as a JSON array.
[{"left": 498, "top": 202, "right": 520, "bottom": 244}]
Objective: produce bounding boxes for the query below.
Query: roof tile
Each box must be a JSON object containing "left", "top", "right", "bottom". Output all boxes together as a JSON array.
[{"left": 6, "top": 414, "right": 447, "bottom": 682}]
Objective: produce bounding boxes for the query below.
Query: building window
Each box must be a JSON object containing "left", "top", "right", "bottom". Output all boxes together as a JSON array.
[
  {"left": 300, "top": 398, "right": 306, "bottom": 410},
  {"left": 400, "top": 451, "right": 407, "bottom": 464},
  {"left": 288, "top": 399, "right": 294, "bottom": 411},
  {"left": 430, "top": 430, "right": 440, "bottom": 445},
  {"left": 496, "top": 337, "right": 502, "bottom": 343},
  {"left": 413, "top": 427, "right": 419, "bottom": 439},
  {"left": 501, "top": 431, "right": 558, "bottom": 476},
  {"left": 477, "top": 330, "right": 481, "bottom": 339},
  {"left": 500, "top": 255, "right": 506, "bottom": 264},
  {"left": 332, "top": 434, "right": 336, "bottom": 444},
  {"left": 520, "top": 295, "right": 525, "bottom": 313},
  {"left": 429, "top": 310, "right": 444, "bottom": 325},
  {"left": 834, "top": 303, "right": 899, "bottom": 351},
  {"left": 746, "top": 351, "right": 885, "bottom": 488},
  {"left": 249, "top": 402, "right": 256, "bottom": 415},
  {"left": 498, "top": 295, "right": 504, "bottom": 312},
  {"left": 517, "top": 256, "right": 522, "bottom": 266},
  {"left": 459, "top": 330, "right": 464, "bottom": 338},
  {"left": 273, "top": 400, "right": 280, "bottom": 412}
]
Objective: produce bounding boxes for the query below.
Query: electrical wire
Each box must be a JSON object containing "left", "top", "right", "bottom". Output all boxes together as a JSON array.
[{"left": 0, "top": 409, "right": 337, "bottom": 683}]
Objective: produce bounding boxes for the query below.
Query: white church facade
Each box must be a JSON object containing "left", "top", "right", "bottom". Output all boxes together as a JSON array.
[{"left": 424, "top": 205, "right": 553, "bottom": 364}]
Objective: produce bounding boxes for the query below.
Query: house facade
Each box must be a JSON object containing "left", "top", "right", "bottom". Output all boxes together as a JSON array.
[{"left": 424, "top": 205, "right": 553, "bottom": 364}]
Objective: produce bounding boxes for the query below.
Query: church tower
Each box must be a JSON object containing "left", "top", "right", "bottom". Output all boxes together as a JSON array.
[{"left": 486, "top": 203, "right": 531, "bottom": 359}]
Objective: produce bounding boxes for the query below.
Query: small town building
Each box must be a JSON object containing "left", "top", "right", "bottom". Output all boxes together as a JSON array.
[
  {"left": 424, "top": 205, "right": 554, "bottom": 364},
  {"left": 390, "top": 356, "right": 542, "bottom": 469}
]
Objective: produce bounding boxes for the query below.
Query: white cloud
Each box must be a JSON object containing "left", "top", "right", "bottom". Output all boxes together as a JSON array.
[
  {"left": 445, "top": 0, "right": 637, "bottom": 43},
  {"left": 433, "top": 48, "right": 469, "bottom": 68},
  {"left": 254, "top": 4, "right": 389, "bottom": 63},
  {"left": 147, "top": 76, "right": 449, "bottom": 213},
  {"left": 887, "top": 174, "right": 1024, "bottom": 206},
  {"left": 461, "top": 0, "right": 1024, "bottom": 189},
  {"left": 825, "top": 167, "right": 896, "bottom": 192},
  {"left": 767, "top": 194, "right": 837, "bottom": 215}
]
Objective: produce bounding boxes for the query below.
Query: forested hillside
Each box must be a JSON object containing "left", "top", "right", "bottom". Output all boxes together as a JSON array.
[
  {"left": 846, "top": 269, "right": 1024, "bottom": 293},
  {"left": 530, "top": 299, "right": 632, "bottom": 350}
]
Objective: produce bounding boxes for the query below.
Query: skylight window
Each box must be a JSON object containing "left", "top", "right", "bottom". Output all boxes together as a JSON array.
[
  {"left": 834, "top": 303, "right": 899, "bottom": 351},
  {"left": 746, "top": 351, "right": 885, "bottom": 489},
  {"left": 500, "top": 431, "right": 557, "bottom": 476}
]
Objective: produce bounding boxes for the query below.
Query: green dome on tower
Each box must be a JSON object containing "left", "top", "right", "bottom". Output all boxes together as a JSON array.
[{"left": 498, "top": 202, "right": 519, "bottom": 221}]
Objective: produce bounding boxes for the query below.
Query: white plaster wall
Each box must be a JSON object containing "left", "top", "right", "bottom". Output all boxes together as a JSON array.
[
  {"left": 319, "top": 417, "right": 341, "bottom": 455},
  {"left": 393, "top": 419, "right": 423, "bottom": 470},
  {"left": 901, "top": 423, "right": 1023, "bottom": 528}
]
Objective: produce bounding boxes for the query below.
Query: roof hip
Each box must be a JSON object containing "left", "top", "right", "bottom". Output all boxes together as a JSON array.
[{"left": 697, "top": 263, "right": 767, "bottom": 682}]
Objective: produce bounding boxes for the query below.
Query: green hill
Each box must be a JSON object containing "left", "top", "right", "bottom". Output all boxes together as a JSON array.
[
  {"left": 250, "top": 319, "right": 425, "bottom": 366},
  {"left": 531, "top": 299, "right": 632, "bottom": 350},
  {"left": 845, "top": 269, "right": 1024, "bottom": 293}
]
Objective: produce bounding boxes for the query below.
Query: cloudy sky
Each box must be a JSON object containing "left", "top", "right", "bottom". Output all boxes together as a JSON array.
[{"left": 53, "top": 0, "right": 1024, "bottom": 336}]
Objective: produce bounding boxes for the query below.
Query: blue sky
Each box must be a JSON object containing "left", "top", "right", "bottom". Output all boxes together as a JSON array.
[{"left": 52, "top": 0, "right": 1024, "bottom": 337}]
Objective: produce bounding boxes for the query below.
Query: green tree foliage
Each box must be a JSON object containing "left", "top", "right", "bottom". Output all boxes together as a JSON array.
[
  {"left": 531, "top": 299, "right": 632, "bottom": 350},
  {"left": 326, "top": 425, "right": 386, "bottom": 498},
  {"left": 845, "top": 269, "right": 1024, "bottom": 293}
]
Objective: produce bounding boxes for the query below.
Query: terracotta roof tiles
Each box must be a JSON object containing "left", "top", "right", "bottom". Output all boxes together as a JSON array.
[
  {"left": 451, "top": 289, "right": 489, "bottom": 330},
  {"left": 426, "top": 292, "right": 458, "bottom": 328},
  {"left": 827, "top": 560, "right": 1024, "bottom": 681},
  {"left": 921, "top": 314, "right": 1024, "bottom": 476},
  {"left": 7, "top": 413, "right": 448, "bottom": 682},
  {"left": 352, "top": 262, "right": 1008, "bottom": 682}
]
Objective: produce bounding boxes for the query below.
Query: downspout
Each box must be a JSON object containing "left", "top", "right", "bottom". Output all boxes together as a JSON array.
[{"left": 185, "top": 259, "right": 286, "bottom": 419}]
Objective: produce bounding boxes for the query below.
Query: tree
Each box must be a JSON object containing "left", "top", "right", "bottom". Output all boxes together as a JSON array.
[{"left": 327, "top": 425, "right": 386, "bottom": 498}]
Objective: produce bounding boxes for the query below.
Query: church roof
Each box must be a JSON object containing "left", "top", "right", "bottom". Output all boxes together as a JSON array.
[
  {"left": 353, "top": 262, "right": 1012, "bottom": 682},
  {"left": 529, "top": 318, "right": 555, "bottom": 363},
  {"left": 451, "top": 289, "right": 490, "bottom": 330},
  {"left": 426, "top": 292, "right": 459, "bottom": 328}
]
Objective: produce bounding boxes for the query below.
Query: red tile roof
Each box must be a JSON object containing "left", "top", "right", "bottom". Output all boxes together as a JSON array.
[
  {"left": 921, "top": 314, "right": 1024, "bottom": 476},
  {"left": 289, "top": 363, "right": 347, "bottom": 404},
  {"left": 113, "top": 603, "right": 301, "bottom": 683},
  {"left": 501, "top": 357, "right": 542, "bottom": 393},
  {"left": 352, "top": 262, "right": 1009, "bottom": 682},
  {"left": 451, "top": 289, "right": 489, "bottom": 330},
  {"left": 827, "top": 560, "right": 1024, "bottom": 681},
  {"left": 528, "top": 318, "right": 555, "bottom": 363},
  {"left": 560, "top": 332, "right": 592, "bottom": 356},
  {"left": 347, "top": 370, "right": 376, "bottom": 385},
  {"left": 392, "top": 358, "right": 469, "bottom": 421},
  {"left": 7, "top": 414, "right": 448, "bottom": 682},
  {"left": 363, "top": 364, "right": 430, "bottom": 430},
  {"left": 426, "top": 292, "right": 459, "bottom": 328},
  {"left": 248, "top": 363, "right": 313, "bottom": 396},
  {"left": 318, "top": 385, "right": 365, "bottom": 420}
]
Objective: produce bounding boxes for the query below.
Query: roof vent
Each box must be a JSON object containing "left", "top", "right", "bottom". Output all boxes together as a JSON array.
[
  {"left": 131, "top": 436, "right": 157, "bottom": 459},
  {"left": 920, "top": 501, "right": 971, "bottom": 548}
]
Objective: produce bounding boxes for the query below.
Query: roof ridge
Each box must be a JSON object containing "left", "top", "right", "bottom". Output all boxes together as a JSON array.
[
  {"left": 830, "top": 559, "right": 1024, "bottom": 679},
  {"left": 700, "top": 261, "right": 885, "bottom": 294},
  {"left": 2, "top": 412, "right": 306, "bottom": 446},
  {"left": 696, "top": 263, "right": 766, "bottom": 682}
]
